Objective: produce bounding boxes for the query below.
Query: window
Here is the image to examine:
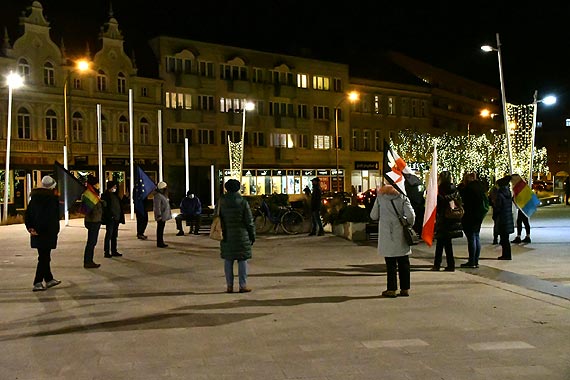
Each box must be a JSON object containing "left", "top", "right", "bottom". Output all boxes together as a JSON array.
[
  {"left": 374, "top": 95, "right": 381, "bottom": 114},
  {"left": 17, "top": 108, "right": 31, "bottom": 139},
  {"left": 141, "top": 87, "right": 148, "bottom": 97},
  {"left": 420, "top": 100, "right": 427, "bottom": 117},
  {"left": 73, "top": 78, "right": 82, "bottom": 90},
  {"left": 313, "top": 106, "right": 330, "bottom": 120},
  {"left": 119, "top": 116, "right": 128, "bottom": 143},
  {"left": 165, "top": 56, "right": 193, "bottom": 73},
  {"left": 247, "top": 131, "right": 265, "bottom": 147},
  {"left": 18, "top": 59, "right": 30, "bottom": 82},
  {"left": 297, "top": 104, "right": 308, "bottom": 119},
  {"left": 298, "top": 134, "right": 308, "bottom": 148},
  {"left": 101, "top": 115, "right": 107, "bottom": 143},
  {"left": 401, "top": 98, "right": 410, "bottom": 117},
  {"left": 43, "top": 62, "right": 55, "bottom": 86},
  {"left": 220, "top": 64, "right": 247, "bottom": 80},
  {"left": 45, "top": 109, "right": 57, "bottom": 141},
  {"left": 411, "top": 99, "right": 418, "bottom": 117},
  {"left": 313, "top": 135, "right": 332, "bottom": 150},
  {"left": 166, "top": 128, "right": 192, "bottom": 144},
  {"left": 374, "top": 130, "right": 381, "bottom": 151},
  {"left": 72, "top": 112, "right": 84, "bottom": 142},
  {"left": 387, "top": 96, "right": 396, "bottom": 115},
  {"left": 312, "top": 75, "right": 330, "bottom": 91},
  {"left": 140, "top": 117, "right": 149, "bottom": 144},
  {"left": 352, "top": 129, "right": 360, "bottom": 150},
  {"left": 270, "top": 70, "right": 294, "bottom": 85},
  {"left": 333, "top": 78, "right": 342, "bottom": 92},
  {"left": 269, "top": 102, "right": 294, "bottom": 117},
  {"left": 165, "top": 92, "right": 192, "bottom": 109},
  {"left": 566, "top": 118, "right": 570, "bottom": 127},
  {"left": 220, "top": 97, "right": 248, "bottom": 113},
  {"left": 198, "top": 129, "right": 215, "bottom": 144},
  {"left": 270, "top": 133, "right": 295, "bottom": 148},
  {"left": 117, "top": 72, "right": 126, "bottom": 94},
  {"left": 97, "top": 70, "right": 107, "bottom": 92},
  {"left": 198, "top": 61, "right": 214, "bottom": 78},
  {"left": 297, "top": 74, "right": 308, "bottom": 89},
  {"left": 221, "top": 130, "right": 241, "bottom": 145},
  {"left": 197, "top": 95, "right": 215, "bottom": 111},
  {"left": 362, "top": 129, "right": 370, "bottom": 151},
  {"left": 253, "top": 68, "right": 264, "bottom": 83}
]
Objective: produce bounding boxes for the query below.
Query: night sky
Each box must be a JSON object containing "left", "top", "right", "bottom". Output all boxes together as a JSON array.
[{"left": 2, "top": 0, "right": 570, "bottom": 122}]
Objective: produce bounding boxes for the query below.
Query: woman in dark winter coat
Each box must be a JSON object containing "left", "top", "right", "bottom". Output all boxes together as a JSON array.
[
  {"left": 432, "top": 171, "right": 463, "bottom": 272},
  {"left": 101, "top": 181, "right": 125, "bottom": 258},
  {"left": 219, "top": 179, "right": 256, "bottom": 293},
  {"left": 25, "top": 175, "right": 61, "bottom": 292},
  {"left": 459, "top": 173, "right": 489, "bottom": 268},
  {"left": 495, "top": 176, "right": 514, "bottom": 260}
]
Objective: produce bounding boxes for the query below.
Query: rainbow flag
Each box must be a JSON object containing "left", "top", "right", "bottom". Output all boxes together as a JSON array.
[
  {"left": 510, "top": 174, "right": 540, "bottom": 217},
  {"left": 80, "top": 183, "right": 100, "bottom": 214}
]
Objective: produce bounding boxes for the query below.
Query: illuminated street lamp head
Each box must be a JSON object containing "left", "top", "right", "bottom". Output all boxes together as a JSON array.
[
  {"left": 348, "top": 91, "right": 359, "bottom": 102},
  {"left": 481, "top": 45, "right": 497, "bottom": 52},
  {"left": 6, "top": 72, "right": 24, "bottom": 89},
  {"left": 76, "top": 59, "right": 90, "bottom": 72},
  {"left": 541, "top": 95, "right": 556, "bottom": 105},
  {"left": 244, "top": 101, "right": 255, "bottom": 111}
]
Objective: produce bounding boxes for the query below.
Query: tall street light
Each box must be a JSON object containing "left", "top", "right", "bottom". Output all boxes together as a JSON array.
[
  {"left": 529, "top": 91, "right": 556, "bottom": 186},
  {"left": 63, "top": 59, "right": 90, "bottom": 226},
  {"left": 482, "top": 33, "right": 513, "bottom": 175},
  {"left": 3, "top": 72, "right": 24, "bottom": 222},
  {"left": 334, "top": 91, "right": 359, "bottom": 192}
]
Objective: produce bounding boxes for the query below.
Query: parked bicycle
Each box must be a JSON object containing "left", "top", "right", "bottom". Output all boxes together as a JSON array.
[{"left": 252, "top": 199, "right": 305, "bottom": 235}]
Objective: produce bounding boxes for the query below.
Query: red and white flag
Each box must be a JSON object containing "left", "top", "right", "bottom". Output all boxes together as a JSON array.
[{"left": 421, "top": 145, "right": 438, "bottom": 246}]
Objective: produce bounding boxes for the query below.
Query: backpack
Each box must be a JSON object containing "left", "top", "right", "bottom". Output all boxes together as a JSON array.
[{"left": 444, "top": 198, "right": 464, "bottom": 220}]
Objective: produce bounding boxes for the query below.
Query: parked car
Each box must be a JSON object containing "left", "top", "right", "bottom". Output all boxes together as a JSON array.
[
  {"left": 322, "top": 191, "right": 352, "bottom": 206},
  {"left": 532, "top": 180, "right": 553, "bottom": 192},
  {"left": 357, "top": 188, "right": 377, "bottom": 213}
]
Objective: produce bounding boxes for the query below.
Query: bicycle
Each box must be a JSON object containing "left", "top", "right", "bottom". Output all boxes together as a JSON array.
[{"left": 253, "top": 201, "right": 305, "bottom": 235}]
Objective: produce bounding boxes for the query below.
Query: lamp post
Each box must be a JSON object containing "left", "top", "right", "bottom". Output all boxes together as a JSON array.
[
  {"left": 63, "top": 59, "right": 89, "bottom": 225},
  {"left": 334, "top": 91, "right": 359, "bottom": 192},
  {"left": 3, "top": 72, "right": 24, "bottom": 222},
  {"left": 482, "top": 33, "right": 513, "bottom": 175},
  {"left": 529, "top": 91, "right": 556, "bottom": 187}
]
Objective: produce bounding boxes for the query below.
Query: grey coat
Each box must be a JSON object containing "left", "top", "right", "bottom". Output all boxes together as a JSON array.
[
  {"left": 153, "top": 191, "right": 172, "bottom": 222},
  {"left": 218, "top": 192, "right": 255, "bottom": 261},
  {"left": 370, "top": 185, "right": 415, "bottom": 257}
]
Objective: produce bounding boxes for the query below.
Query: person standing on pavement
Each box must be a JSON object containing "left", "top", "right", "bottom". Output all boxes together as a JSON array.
[
  {"left": 219, "top": 179, "right": 256, "bottom": 293},
  {"left": 564, "top": 176, "right": 570, "bottom": 205},
  {"left": 495, "top": 175, "right": 514, "bottom": 260},
  {"left": 153, "top": 181, "right": 172, "bottom": 248},
  {"left": 25, "top": 175, "right": 61, "bottom": 292},
  {"left": 82, "top": 175, "right": 104, "bottom": 268},
  {"left": 369, "top": 183, "right": 415, "bottom": 298},
  {"left": 459, "top": 173, "right": 489, "bottom": 268},
  {"left": 101, "top": 181, "right": 125, "bottom": 258},
  {"left": 432, "top": 171, "right": 463, "bottom": 272},
  {"left": 511, "top": 209, "right": 531, "bottom": 244},
  {"left": 309, "top": 177, "right": 324, "bottom": 236},
  {"left": 175, "top": 191, "right": 202, "bottom": 235}
]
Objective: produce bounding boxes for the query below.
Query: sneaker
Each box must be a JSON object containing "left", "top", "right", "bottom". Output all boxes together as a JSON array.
[
  {"left": 511, "top": 237, "right": 522, "bottom": 244},
  {"left": 84, "top": 262, "right": 101, "bottom": 269},
  {"left": 381, "top": 290, "right": 397, "bottom": 298},
  {"left": 399, "top": 289, "right": 410, "bottom": 297},
  {"left": 32, "top": 282, "right": 46, "bottom": 292},
  {"left": 176, "top": 231, "right": 185, "bottom": 236},
  {"left": 111, "top": 252, "right": 123, "bottom": 257},
  {"left": 45, "top": 279, "right": 61, "bottom": 288},
  {"left": 430, "top": 266, "right": 440, "bottom": 271},
  {"left": 239, "top": 287, "right": 252, "bottom": 293},
  {"left": 522, "top": 236, "right": 531, "bottom": 243}
]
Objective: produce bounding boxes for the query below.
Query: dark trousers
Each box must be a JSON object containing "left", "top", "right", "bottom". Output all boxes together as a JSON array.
[
  {"left": 465, "top": 231, "right": 481, "bottom": 265},
  {"left": 434, "top": 237, "right": 455, "bottom": 269},
  {"left": 385, "top": 256, "right": 410, "bottom": 291},
  {"left": 310, "top": 210, "right": 324, "bottom": 233},
  {"left": 136, "top": 210, "right": 148, "bottom": 236},
  {"left": 499, "top": 232, "right": 512, "bottom": 259},
  {"left": 84, "top": 221, "right": 101, "bottom": 264},
  {"left": 34, "top": 248, "right": 54, "bottom": 285},
  {"left": 516, "top": 211, "right": 530, "bottom": 236},
  {"left": 175, "top": 214, "right": 201, "bottom": 233},
  {"left": 104, "top": 220, "right": 120, "bottom": 254},
  {"left": 156, "top": 220, "right": 166, "bottom": 246}
]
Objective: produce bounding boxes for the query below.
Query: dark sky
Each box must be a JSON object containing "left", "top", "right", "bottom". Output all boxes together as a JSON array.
[{"left": 2, "top": 1, "right": 569, "bottom": 117}]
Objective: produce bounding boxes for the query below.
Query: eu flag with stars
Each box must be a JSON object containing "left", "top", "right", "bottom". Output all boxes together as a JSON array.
[{"left": 134, "top": 165, "right": 156, "bottom": 214}]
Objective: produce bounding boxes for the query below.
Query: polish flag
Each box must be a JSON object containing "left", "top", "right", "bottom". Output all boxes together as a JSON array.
[{"left": 421, "top": 145, "right": 438, "bottom": 246}]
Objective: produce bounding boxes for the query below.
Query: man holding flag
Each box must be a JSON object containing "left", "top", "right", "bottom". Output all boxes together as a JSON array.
[
  {"left": 82, "top": 175, "right": 103, "bottom": 268},
  {"left": 134, "top": 166, "right": 157, "bottom": 240}
]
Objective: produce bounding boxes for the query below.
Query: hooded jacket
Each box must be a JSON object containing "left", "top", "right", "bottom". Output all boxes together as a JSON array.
[
  {"left": 219, "top": 191, "right": 255, "bottom": 260},
  {"left": 369, "top": 185, "right": 415, "bottom": 257},
  {"left": 24, "top": 187, "right": 60, "bottom": 249}
]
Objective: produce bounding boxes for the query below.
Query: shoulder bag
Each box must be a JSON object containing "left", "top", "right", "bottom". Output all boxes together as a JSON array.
[
  {"left": 209, "top": 202, "right": 223, "bottom": 241},
  {"left": 390, "top": 199, "right": 420, "bottom": 246}
]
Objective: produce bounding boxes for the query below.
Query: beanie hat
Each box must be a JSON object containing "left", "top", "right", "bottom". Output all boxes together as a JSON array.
[
  {"left": 106, "top": 181, "right": 117, "bottom": 190},
  {"left": 41, "top": 175, "right": 57, "bottom": 189},
  {"left": 157, "top": 181, "right": 167, "bottom": 190},
  {"left": 87, "top": 175, "right": 99, "bottom": 186},
  {"left": 224, "top": 179, "right": 240, "bottom": 193}
]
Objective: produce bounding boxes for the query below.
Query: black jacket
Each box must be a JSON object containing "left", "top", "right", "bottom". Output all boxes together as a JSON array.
[
  {"left": 495, "top": 185, "right": 514, "bottom": 235},
  {"left": 24, "top": 188, "right": 60, "bottom": 249}
]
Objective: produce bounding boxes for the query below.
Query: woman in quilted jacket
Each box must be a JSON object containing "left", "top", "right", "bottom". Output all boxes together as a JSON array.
[
  {"left": 432, "top": 171, "right": 463, "bottom": 272},
  {"left": 218, "top": 179, "right": 256, "bottom": 293}
]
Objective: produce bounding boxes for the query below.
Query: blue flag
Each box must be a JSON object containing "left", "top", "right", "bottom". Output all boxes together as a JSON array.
[
  {"left": 54, "top": 161, "right": 86, "bottom": 218},
  {"left": 134, "top": 166, "right": 156, "bottom": 214}
]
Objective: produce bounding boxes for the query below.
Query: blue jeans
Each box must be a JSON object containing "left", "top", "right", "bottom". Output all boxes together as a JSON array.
[
  {"left": 224, "top": 259, "right": 248, "bottom": 289},
  {"left": 465, "top": 231, "right": 481, "bottom": 265},
  {"left": 84, "top": 221, "right": 101, "bottom": 264}
]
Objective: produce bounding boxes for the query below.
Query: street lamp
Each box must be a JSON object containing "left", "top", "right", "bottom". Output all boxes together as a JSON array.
[
  {"left": 63, "top": 59, "right": 90, "bottom": 225},
  {"left": 334, "top": 91, "right": 359, "bottom": 192},
  {"left": 3, "top": 72, "right": 24, "bottom": 222},
  {"left": 482, "top": 33, "right": 513, "bottom": 176},
  {"left": 529, "top": 91, "right": 556, "bottom": 186},
  {"left": 467, "top": 108, "right": 494, "bottom": 139}
]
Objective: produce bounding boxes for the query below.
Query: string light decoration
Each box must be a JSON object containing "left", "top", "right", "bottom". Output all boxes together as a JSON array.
[
  {"left": 391, "top": 125, "right": 544, "bottom": 189},
  {"left": 228, "top": 138, "right": 243, "bottom": 180}
]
